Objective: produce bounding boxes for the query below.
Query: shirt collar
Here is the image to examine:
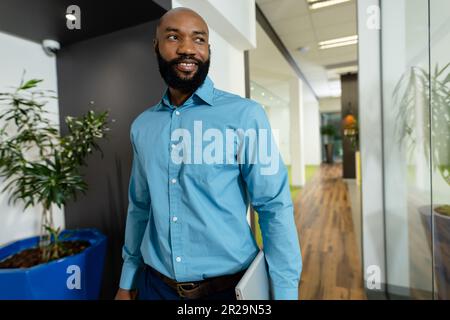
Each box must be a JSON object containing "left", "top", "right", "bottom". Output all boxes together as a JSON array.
[{"left": 160, "top": 76, "right": 214, "bottom": 109}]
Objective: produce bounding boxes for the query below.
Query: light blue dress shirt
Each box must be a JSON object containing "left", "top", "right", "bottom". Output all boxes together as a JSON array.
[{"left": 119, "top": 76, "right": 302, "bottom": 300}]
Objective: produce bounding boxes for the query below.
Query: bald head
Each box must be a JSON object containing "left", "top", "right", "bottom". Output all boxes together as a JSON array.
[
  {"left": 152, "top": 7, "right": 211, "bottom": 95},
  {"left": 155, "top": 7, "right": 209, "bottom": 40}
]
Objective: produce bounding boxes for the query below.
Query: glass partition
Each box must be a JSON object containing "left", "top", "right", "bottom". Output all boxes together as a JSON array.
[
  {"left": 381, "top": 0, "right": 432, "bottom": 299},
  {"left": 430, "top": 0, "right": 450, "bottom": 300},
  {"left": 381, "top": 0, "right": 450, "bottom": 299}
]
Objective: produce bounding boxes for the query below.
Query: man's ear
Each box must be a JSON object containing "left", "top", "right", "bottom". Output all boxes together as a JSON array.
[{"left": 153, "top": 39, "right": 158, "bottom": 50}]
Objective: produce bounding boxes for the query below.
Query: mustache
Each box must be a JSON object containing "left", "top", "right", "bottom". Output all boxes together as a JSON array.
[
  {"left": 168, "top": 56, "right": 202, "bottom": 66},
  {"left": 154, "top": 44, "right": 210, "bottom": 94}
]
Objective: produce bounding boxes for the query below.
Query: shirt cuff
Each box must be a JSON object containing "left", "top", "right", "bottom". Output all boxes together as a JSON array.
[
  {"left": 272, "top": 285, "right": 299, "bottom": 300},
  {"left": 119, "top": 261, "right": 143, "bottom": 290}
]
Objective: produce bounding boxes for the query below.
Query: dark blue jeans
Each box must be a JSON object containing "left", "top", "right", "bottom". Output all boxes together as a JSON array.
[{"left": 137, "top": 266, "right": 237, "bottom": 300}]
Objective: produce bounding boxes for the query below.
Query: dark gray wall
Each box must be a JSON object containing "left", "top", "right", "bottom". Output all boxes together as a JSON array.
[
  {"left": 154, "top": 0, "right": 172, "bottom": 10},
  {"left": 341, "top": 73, "right": 358, "bottom": 179},
  {"left": 56, "top": 20, "right": 166, "bottom": 299},
  {"left": 0, "top": 0, "right": 167, "bottom": 46}
]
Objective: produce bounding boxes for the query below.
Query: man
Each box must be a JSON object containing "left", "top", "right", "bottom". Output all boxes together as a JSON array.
[{"left": 115, "top": 7, "right": 302, "bottom": 300}]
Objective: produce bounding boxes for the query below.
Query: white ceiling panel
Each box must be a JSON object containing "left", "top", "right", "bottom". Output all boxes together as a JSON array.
[
  {"left": 255, "top": 0, "right": 357, "bottom": 98},
  {"left": 314, "top": 21, "right": 357, "bottom": 42},
  {"left": 271, "top": 15, "right": 313, "bottom": 36},
  {"left": 259, "top": 0, "right": 309, "bottom": 23},
  {"left": 309, "top": 1, "right": 356, "bottom": 28},
  {"left": 249, "top": 23, "right": 294, "bottom": 109}
]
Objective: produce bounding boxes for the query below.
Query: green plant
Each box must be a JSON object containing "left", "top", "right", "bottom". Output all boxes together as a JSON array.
[
  {"left": 0, "top": 78, "right": 109, "bottom": 260},
  {"left": 43, "top": 226, "right": 71, "bottom": 261},
  {"left": 393, "top": 63, "right": 450, "bottom": 214},
  {"left": 320, "top": 124, "right": 337, "bottom": 138},
  {"left": 320, "top": 124, "right": 337, "bottom": 145}
]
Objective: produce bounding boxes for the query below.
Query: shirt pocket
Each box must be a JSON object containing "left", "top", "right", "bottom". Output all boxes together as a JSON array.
[{"left": 180, "top": 149, "right": 239, "bottom": 185}]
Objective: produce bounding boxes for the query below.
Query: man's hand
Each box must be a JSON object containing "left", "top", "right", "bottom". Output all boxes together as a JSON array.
[{"left": 115, "top": 288, "right": 138, "bottom": 300}]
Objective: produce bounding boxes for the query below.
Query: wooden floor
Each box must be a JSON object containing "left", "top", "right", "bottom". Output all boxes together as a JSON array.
[{"left": 294, "top": 163, "right": 366, "bottom": 300}]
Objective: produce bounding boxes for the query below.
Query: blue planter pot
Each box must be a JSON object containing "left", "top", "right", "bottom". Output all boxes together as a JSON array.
[{"left": 0, "top": 228, "right": 107, "bottom": 300}]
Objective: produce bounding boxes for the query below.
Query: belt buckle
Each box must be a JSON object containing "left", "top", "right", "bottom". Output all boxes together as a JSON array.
[{"left": 176, "top": 282, "right": 199, "bottom": 298}]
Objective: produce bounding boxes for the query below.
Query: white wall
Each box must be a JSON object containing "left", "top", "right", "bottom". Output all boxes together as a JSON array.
[
  {"left": 303, "top": 83, "right": 321, "bottom": 166},
  {"left": 174, "top": 0, "right": 256, "bottom": 50},
  {"left": 265, "top": 106, "right": 291, "bottom": 165},
  {"left": 319, "top": 97, "right": 341, "bottom": 113},
  {"left": 208, "top": 28, "right": 246, "bottom": 97},
  {"left": 264, "top": 82, "right": 321, "bottom": 168},
  {"left": 0, "top": 31, "right": 63, "bottom": 246},
  {"left": 303, "top": 100, "right": 321, "bottom": 165}
]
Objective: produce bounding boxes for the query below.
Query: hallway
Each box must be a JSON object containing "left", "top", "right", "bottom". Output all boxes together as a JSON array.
[{"left": 294, "top": 164, "right": 366, "bottom": 300}]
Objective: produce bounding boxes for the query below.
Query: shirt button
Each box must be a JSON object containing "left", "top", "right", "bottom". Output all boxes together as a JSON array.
[
  {"left": 175, "top": 110, "right": 180, "bottom": 116},
  {"left": 172, "top": 216, "right": 178, "bottom": 222},
  {"left": 171, "top": 178, "right": 177, "bottom": 184},
  {"left": 176, "top": 256, "right": 182, "bottom": 262}
]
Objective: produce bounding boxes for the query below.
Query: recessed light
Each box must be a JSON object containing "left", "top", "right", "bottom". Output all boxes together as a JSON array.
[
  {"left": 320, "top": 40, "right": 357, "bottom": 49},
  {"left": 308, "top": 0, "right": 351, "bottom": 10},
  {"left": 319, "top": 35, "right": 358, "bottom": 49},
  {"left": 319, "top": 35, "right": 357, "bottom": 46}
]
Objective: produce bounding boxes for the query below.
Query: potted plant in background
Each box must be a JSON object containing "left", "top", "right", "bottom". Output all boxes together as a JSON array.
[
  {"left": 393, "top": 62, "right": 450, "bottom": 299},
  {"left": 0, "top": 78, "right": 110, "bottom": 299},
  {"left": 320, "top": 124, "right": 337, "bottom": 164},
  {"left": 343, "top": 112, "right": 360, "bottom": 184}
]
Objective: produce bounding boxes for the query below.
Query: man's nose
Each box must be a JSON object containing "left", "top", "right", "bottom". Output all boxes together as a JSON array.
[{"left": 176, "top": 39, "right": 195, "bottom": 56}]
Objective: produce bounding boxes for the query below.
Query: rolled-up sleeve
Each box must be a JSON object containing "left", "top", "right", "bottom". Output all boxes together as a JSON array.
[
  {"left": 239, "top": 103, "right": 302, "bottom": 300},
  {"left": 119, "top": 130, "right": 151, "bottom": 290}
]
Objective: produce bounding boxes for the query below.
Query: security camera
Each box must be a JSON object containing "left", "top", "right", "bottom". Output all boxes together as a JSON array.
[{"left": 42, "top": 39, "right": 61, "bottom": 56}]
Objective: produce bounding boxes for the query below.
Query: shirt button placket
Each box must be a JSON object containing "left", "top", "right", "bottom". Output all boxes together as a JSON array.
[{"left": 168, "top": 108, "right": 184, "bottom": 279}]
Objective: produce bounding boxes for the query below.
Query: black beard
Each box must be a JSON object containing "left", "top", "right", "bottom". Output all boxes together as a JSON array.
[{"left": 155, "top": 45, "right": 210, "bottom": 94}]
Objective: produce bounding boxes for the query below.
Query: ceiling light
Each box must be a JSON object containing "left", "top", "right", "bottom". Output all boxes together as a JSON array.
[
  {"left": 319, "top": 35, "right": 358, "bottom": 49},
  {"left": 308, "top": 0, "right": 351, "bottom": 10},
  {"left": 320, "top": 40, "right": 357, "bottom": 49},
  {"left": 319, "top": 35, "right": 357, "bottom": 46},
  {"left": 66, "top": 13, "right": 77, "bottom": 21}
]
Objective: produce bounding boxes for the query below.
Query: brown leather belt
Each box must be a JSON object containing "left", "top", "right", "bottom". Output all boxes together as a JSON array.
[{"left": 148, "top": 266, "right": 246, "bottom": 299}]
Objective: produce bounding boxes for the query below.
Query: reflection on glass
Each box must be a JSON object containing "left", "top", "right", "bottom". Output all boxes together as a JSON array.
[
  {"left": 382, "top": 0, "right": 433, "bottom": 299},
  {"left": 382, "top": 0, "right": 450, "bottom": 299},
  {"left": 430, "top": 0, "right": 450, "bottom": 300}
]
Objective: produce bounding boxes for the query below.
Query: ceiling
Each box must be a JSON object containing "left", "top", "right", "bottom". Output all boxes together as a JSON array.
[
  {"left": 249, "top": 23, "right": 294, "bottom": 109},
  {"left": 255, "top": 0, "right": 358, "bottom": 99},
  {"left": 0, "top": 0, "right": 167, "bottom": 47}
]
